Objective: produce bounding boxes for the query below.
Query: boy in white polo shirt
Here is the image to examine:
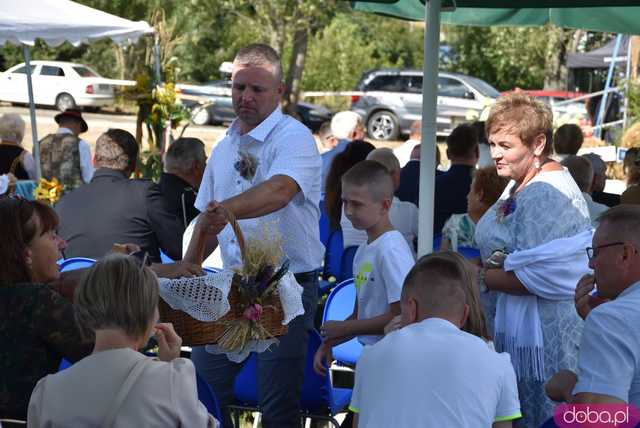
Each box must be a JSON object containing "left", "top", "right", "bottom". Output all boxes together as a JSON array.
[
  {"left": 314, "top": 160, "right": 414, "bottom": 375},
  {"left": 351, "top": 253, "right": 522, "bottom": 428}
]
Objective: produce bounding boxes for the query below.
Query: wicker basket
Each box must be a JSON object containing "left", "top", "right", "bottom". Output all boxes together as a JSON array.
[{"left": 158, "top": 206, "right": 288, "bottom": 346}]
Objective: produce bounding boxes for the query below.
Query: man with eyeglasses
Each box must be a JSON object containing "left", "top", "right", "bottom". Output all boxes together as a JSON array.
[{"left": 545, "top": 205, "right": 640, "bottom": 410}]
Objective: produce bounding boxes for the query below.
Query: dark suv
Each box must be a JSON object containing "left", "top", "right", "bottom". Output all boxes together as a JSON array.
[
  {"left": 177, "top": 80, "right": 332, "bottom": 132},
  {"left": 351, "top": 69, "right": 501, "bottom": 140}
]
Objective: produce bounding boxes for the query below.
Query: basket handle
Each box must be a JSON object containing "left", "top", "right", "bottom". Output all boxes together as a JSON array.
[{"left": 197, "top": 204, "right": 247, "bottom": 266}]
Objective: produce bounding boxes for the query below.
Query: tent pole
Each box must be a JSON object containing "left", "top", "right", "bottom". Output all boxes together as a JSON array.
[
  {"left": 623, "top": 37, "right": 632, "bottom": 130},
  {"left": 595, "top": 34, "right": 622, "bottom": 140},
  {"left": 22, "top": 45, "right": 41, "bottom": 179},
  {"left": 417, "top": 0, "right": 441, "bottom": 257}
]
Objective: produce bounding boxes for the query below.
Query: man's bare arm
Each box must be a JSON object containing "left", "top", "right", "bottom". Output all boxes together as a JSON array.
[
  {"left": 573, "top": 392, "right": 626, "bottom": 404},
  {"left": 222, "top": 175, "right": 299, "bottom": 219}
]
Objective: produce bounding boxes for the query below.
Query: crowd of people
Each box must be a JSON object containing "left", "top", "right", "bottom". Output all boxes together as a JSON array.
[{"left": 1, "top": 42, "right": 640, "bottom": 428}]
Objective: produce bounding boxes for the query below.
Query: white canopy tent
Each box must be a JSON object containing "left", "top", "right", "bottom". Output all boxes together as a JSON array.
[{"left": 0, "top": 0, "right": 154, "bottom": 178}]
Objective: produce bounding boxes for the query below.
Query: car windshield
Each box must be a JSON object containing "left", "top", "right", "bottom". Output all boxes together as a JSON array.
[
  {"left": 465, "top": 76, "right": 501, "bottom": 99},
  {"left": 72, "top": 66, "right": 99, "bottom": 77}
]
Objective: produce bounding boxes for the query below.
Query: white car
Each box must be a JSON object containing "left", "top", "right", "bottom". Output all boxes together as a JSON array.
[{"left": 0, "top": 60, "right": 135, "bottom": 111}]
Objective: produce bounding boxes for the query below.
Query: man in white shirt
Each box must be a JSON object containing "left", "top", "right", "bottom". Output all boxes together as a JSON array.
[
  {"left": 561, "top": 155, "right": 608, "bottom": 226},
  {"left": 546, "top": 205, "right": 640, "bottom": 411},
  {"left": 350, "top": 253, "right": 522, "bottom": 428},
  {"left": 53, "top": 109, "right": 94, "bottom": 183},
  {"left": 184, "top": 43, "right": 323, "bottom": 428},
  {"left": 342, "top": 148, "right": 418, "bottom": 254},
  {"left": 393, "top": 119, "right": 421, "bottom": 168}
]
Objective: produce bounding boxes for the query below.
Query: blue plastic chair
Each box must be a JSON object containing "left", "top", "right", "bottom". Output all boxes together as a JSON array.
[
  {"left": 196, "top": 372, "right": 224, "bottom": 425},
  {"left": 300, "top": 330, "right": 352, "bottom": 426},
  {"left": 323, "top": 229, "right": 344, "bottom": 279},
  {"left": 322, "top": 279, "right": 363, "bottom": 366},
  {"left": 433, "top": 233, "right": 442, "bottom": 251},
  {"left": 58, "top": 257, "right": 96, "bottom": 272},
  {"left": 160, "top": 250, "right": 174, "bottom": 264},
  {"left": 457, "top": 246, "right": 481, "bottom": 260},
  {"left": 319, "top": 199, "right": 331, "bottom": 248},
  {"left": 232, "top": 352, "right": 259, "bottom": 408},
  {"left": 319, "top": 229, "right": 344, "bottom": 295},
  {"left": 339, "top": 245, "right": 358, "bottom": 283},
  {"left": 230, "top": 332, "right": 352, "bottom": 428}
]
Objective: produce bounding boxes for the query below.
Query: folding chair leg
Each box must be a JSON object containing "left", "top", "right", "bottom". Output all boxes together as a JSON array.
[{"left": 232, "top": 410, "right": 240, "bottom": 428}]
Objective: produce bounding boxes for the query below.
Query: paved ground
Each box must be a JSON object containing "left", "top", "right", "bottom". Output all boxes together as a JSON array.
[{"left": 0, "top": 104, "right": 228, "bottom": 155}]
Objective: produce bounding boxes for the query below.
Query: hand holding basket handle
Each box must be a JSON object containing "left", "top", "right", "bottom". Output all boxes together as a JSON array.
[
  {"left": 159, "top": 201, "right": 289, "bottom": 351},
  {"left": 194, "top": 202, "right": 246, "bottom": 263}
]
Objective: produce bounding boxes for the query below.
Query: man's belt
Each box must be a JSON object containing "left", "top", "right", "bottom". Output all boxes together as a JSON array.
[{"left": 294, "top": 270, "right": 319, "bottom": 285}]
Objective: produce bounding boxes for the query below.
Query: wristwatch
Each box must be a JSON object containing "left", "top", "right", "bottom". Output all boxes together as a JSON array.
[{"left": 478, "top": 267, "right": 489, "bottom": 293}]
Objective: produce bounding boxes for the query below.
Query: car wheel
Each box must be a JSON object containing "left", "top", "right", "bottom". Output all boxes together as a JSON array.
[
  {"left": 191, "top": 105, "right": 210, "bottom": 126},
  {"left": 367, "top": 110, "right": 400, "bottom": 141},
  {"left": 56, "top": 93, "right": 76, "bottom": 111}
]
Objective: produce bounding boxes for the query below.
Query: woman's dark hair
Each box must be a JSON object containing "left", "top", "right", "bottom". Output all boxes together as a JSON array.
[
  {"left": 324, "top": 140, "right": 376, "bottom": 230},
  {"left": 0, "top": 198, "right": 59, "bottom": 284}
]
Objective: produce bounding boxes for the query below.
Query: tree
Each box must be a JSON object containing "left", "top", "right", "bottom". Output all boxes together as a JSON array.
[
  {"left": 303, "top": 13, "right": 425, "bottom": 92},
  {"left": 443, "top": 25, "right": 548, "bottom": 91},
  {"left": 207, "top": 0, "right": 341, "bottom": 114}
]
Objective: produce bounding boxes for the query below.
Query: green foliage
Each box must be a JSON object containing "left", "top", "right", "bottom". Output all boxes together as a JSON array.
[
  {"left": 443, "top": 25, "right": 547, "bottom": 91},
  {"left": 625, "top": 80, "right": 640, "bottom": 127},
  {"left": 303, "top": 13, "right": 424, "bottom": 91}
]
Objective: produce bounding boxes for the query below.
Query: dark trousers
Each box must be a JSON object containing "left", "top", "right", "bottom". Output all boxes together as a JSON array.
[{"left": 192, "top": 273, "right": 319, "bottom": 428}]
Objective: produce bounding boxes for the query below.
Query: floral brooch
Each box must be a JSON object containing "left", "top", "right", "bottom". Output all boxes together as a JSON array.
[
  {"left": 234, "top": 150, "right": 258, "bottom": 181},
  {"left": 496, "top": 195, "right": 517, "bottom": 223}
]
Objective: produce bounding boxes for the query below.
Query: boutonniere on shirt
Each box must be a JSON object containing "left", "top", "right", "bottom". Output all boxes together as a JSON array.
[
  {"left": 496, "top": 195, "right": 517, "bottom": 223},
  {"left": 234, "top": 150, "right": 258, "bottom": 181}
]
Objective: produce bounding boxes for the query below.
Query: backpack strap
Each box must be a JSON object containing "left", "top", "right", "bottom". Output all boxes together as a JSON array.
[{"left": 101, "top": 357, "right": 152, "bottom": 428}]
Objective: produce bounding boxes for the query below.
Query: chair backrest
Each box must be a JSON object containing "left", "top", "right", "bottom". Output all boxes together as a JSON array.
[
  {"left": 319, "top": 199, "right": 331, "bottom": 248},
  {"left": 339, "top": 246, "right": 358, "bottom": 282},
  {"left": 160, "top": 250, "right": 174, "bottom": 264},
  {"left": 233, "top": 353, "right": 258, "bottom": 406},
  {"left": 321, "top": 279, "right": 363, "bottom": 366},
  {"left": 196, "top": 372, "right": 224, "bottom": 423},
  {"left": 300, "top": 330, "right": 334, "bottom": 413},
  {"left": 433, "top": 233, "right": 442, "bottom": 251},
  {"left": 232, "top": 332, "right": 337, "bottom": 415},
  {"left": 323, "top": 229, "right": 343, "bottom": 279},
  {"left": 457, "top": 246, "right": 481, "bottom": 260},
  {"left": 59, "top": 257, "right": 96, "bottom": 272}
]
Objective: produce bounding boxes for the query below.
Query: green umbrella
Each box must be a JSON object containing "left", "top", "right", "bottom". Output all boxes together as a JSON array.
[
  {"left": 351, "top": 0, "right": 640, "bottom": 256},
  {"left": 354, "top": 1, "right": 640, "bottom": 34}
]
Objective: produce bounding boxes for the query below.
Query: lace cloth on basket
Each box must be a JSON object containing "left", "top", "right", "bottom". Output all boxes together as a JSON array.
[{"left": 158, "top": 270, "right": 304, "bottom": 362}]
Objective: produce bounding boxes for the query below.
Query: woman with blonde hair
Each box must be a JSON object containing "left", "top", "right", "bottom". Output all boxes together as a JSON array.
[
  {"left": 474, "top": 93, "right": 591, "bottom": 426},
  {"left": 27, "top": 254, "right": 218, "bottom": 427},
  {"left": 0, "top": 113, "right": 35, "bottom": 179}
]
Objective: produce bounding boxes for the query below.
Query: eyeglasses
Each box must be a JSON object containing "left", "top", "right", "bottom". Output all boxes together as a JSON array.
[{"left": 586, "top": 242, "right": 625, "bottom": 260}]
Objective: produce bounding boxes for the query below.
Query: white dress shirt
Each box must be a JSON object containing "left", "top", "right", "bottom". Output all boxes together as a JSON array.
[
  {"left": 195, "top": 107, "right": 323, "bottom": 273},
  {"left": 350, "top": 318, "right": 521, "bottom": 427},
  {"left": 393, "top": 139, "right": 420, "bottom": 168},
  {"left": 56, "top": 127, "right": 94, "bottom": 183}
]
